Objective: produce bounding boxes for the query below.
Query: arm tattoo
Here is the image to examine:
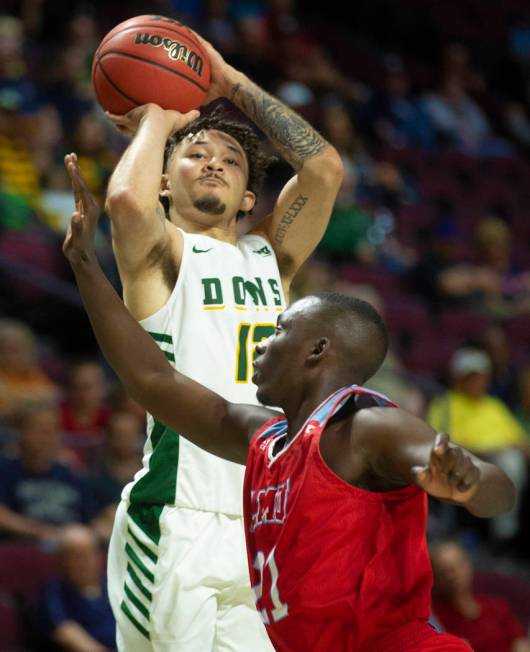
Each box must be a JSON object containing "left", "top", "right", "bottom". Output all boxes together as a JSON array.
[
  {"left": 231, "top": 82, "right": 327, "bottom": 171},
  {"left": 273, "top": 194, "right": 308, "bottom": 246}
]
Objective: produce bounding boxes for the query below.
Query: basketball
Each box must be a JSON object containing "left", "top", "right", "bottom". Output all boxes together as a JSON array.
[{"left": 91, "top": 15, "right": 211, "bottom": 115}]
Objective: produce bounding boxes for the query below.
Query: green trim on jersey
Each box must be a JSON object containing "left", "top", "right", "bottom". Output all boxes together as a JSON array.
[
  {"left": 129, "top": 331, "right": 180, "bottom": 531},
  {"left": 128, "top": 423, "right": 180, "bottom": 515},
  {"left": 147, "top": 331, "right": 173, "bottom": 344}
]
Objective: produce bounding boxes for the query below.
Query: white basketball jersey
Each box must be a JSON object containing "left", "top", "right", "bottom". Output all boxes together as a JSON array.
[{"left": 122, "top": 228, "right": 286, "bottom": 516}]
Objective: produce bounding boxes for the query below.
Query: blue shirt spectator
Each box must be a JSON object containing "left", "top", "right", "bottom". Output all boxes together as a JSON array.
[
  {"left": 35, "top": 525, "right": 116, "bottom": 651},
  {"left": 38, "top": 578, "right": 116, "bottom": 651},
  {"left": 0, "top": 403, "right": 94, "bottom": 543},
  {"left": 0, "top": 457, "right": 93, "bottom": 526}
]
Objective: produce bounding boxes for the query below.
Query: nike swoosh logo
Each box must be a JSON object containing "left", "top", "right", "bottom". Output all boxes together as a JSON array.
[
  {"left": 253, "top": 246, "right": 272, "bottom": 256},
  {"left": 192, "top": 245, "right": 213, "bottom": 253}
]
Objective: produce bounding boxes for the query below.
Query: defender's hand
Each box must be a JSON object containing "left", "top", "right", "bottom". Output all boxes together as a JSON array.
[
  {"left": 106, "top": 104, "right": 200, "bottom": 137},
  {"left": 412, "top": 432, "right": 480, "bottom": 504},
  {"left": 63, "top": 153, "right": 100, "bottom": 265}
]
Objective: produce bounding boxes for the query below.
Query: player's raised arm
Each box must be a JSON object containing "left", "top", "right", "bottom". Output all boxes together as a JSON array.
[
  {"left": 354, "top": 407, "right": 515, "bottom": 518},
  {"left": 64, "top": 154, "right": 271, "bottom": 465},
  {"left": 195, "top": 34, "right": 344, "bottom": 290},
  {"left": 104, "top": 105, "right": 198, "bottom": 273}
]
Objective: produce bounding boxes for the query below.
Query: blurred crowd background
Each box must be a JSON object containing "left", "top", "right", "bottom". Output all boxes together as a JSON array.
[{"left": 1, "top": 1, "right": 530, "bottom": 650}]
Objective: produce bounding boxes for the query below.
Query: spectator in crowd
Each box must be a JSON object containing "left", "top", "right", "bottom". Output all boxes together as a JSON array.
[
  {"left": 0, "top": 88, "right": 41, "bottom": 209},
  {"left": 60, "top": 360, "right": 111, "bottom": 467},
  {"left": 0, "top": 318, "right": 58, "bottom": 418},
  {"left": 427, "top": 348, "right": 528, "bottom": 543},
  {"left": 430, "top": 540, "right": 530, "bottom": 652},
  {"left": 473, "top": 216, "right": 530, "bottom": 318},
  {"left": 289, "top": 257, "right": 337, "bottom": 303},
  {"left": 422, "top": 75, "right": 512, "bottom": 156},
  {"left": 35, "top": 524, "right": 116, "bottom": 652},
  {"left": 317, "top": 99, "right": 373, "bottom": 260},
  {"left": 106, "top": 381, "right": 146, "bottom": 425},
  {"left": 441, "top": 42, "right": 485, "bottom": 95},
  {"left": 88, "top": 412, "right": 142, "bottom": 542},
  {"left": 410, "top": 219, "right": 500, "bottom": 313},
  {"left": 0, "top": 403, "right": 94, "bottom": 543},
  {"left": 71, "top": 111, "right": 117, "bottom": 206},
  {"left": 201, "top": 0, "right": 240, "bottom": 57},
  {"left": 0, "top": 14, "right": 40, "bottom": 129},
  {"left": 480, "top": 324, "right": 520, "bottom": 410},
  {"left": 366, "top": 55, "right": 434, "bottom": 149}
]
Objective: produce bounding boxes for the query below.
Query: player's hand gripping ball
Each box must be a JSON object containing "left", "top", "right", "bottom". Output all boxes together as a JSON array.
[{"left": 91, "top": 15, "right": 211, "bottom": 115}]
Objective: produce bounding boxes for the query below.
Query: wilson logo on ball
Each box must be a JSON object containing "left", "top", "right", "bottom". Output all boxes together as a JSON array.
[
  {"left": 92, "top": 14, "right": 211, "bottom": 114},
  {"left": 134, "top": 32, "right": 204, "bottom": 75}
]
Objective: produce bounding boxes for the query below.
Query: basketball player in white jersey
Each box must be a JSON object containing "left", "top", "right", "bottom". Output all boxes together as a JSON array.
[{"left": 84, "top": 30, "right": 343, "bottom": 652}]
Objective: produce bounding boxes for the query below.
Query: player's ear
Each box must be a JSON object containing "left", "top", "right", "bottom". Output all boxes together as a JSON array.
[
  {"left": 306, "top": 338, "right": 329, "bottom": 367},
  {"left": 240, "top": 190, "right": 256, "bottom": 214},
  {"left": 160, "top": 173, "right": 171, "bottom": 199}
]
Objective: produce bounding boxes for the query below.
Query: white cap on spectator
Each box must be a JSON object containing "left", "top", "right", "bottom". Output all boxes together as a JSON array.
[{"left": 450, "top": 348, "right": 491, "bottom": 377}]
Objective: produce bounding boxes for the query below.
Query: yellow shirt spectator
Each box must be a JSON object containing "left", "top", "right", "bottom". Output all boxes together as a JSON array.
[{"left": 427, "top": 390, "right": 526, "bottom": 452}]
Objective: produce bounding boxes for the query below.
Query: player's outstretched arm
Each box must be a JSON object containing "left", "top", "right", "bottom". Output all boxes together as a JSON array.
[
  {"left": 354, "top": 408, "right": 515, "bottom": 518},
  {"left": 195, "top": 34, "right": 343, "bottom": 289},
  {"left": 63, "top": 154, "right": 272, "bottom": 465}
]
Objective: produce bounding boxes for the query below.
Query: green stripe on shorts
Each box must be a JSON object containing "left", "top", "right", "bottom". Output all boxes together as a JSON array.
[
  {"left": 121, "top": 600, "right": 150, "bottom": 640},
  {"left": 128, "top": 527, "right": 158, "bottom": 564},
  {"left": 125, "top": 543, "right": 155, "bottom": 583},
  {"left": 127, "top": 563, "right": 152, "bottom": 602},
  {"left": 124, "top": 582, "right": 150, "bottom": 619}
]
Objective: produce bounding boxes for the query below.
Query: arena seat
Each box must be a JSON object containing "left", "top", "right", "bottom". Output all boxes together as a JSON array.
[
  {"left": 0, "top": 593, "right": 20, "bottom": 651},
  {"left": 438, "top": 310, "right": 491, "bottom": 341},
  {"left": 0, "top": 543, "right": 57, "bottom": 601},
  {"left": 473, "top": 570, "right": 530, "bottom": 630},
  {"left": 404, "top": 334, "right": 460, "bottom": 375},
  {"left": 506, "top": 316, "right": 530, "bottom": 348}
]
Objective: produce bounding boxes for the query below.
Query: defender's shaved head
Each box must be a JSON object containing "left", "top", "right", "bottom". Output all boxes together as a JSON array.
[{"left": 309, "top": 292, "right": 388, "bottom": 383}]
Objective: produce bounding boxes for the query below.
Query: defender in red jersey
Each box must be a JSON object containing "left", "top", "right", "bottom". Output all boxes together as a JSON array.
[{"left": 64, "top": 198, "right": 515, "bottom": 651}]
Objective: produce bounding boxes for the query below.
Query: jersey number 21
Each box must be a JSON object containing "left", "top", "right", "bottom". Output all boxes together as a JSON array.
[{"left": 253, "top": 548, "right": 288, "bottom": 624}]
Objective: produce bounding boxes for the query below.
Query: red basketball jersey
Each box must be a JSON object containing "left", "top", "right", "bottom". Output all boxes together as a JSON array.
[{"left": 243, "top": 385, "right": 472, "bottom": 652}]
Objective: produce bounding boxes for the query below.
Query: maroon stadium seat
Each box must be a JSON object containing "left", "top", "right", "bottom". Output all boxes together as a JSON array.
[
  {"left": 473, "top": 570, "right": 530, "bottom": 630},
  {"left": 438, "top": 310, "right": 491, "bottom": 341},
  {"left": 0, "top": 543, "right": 57, "bottom": 601},
  {"left": 0, "top": 593, "right": 20, "bottom": 651}
]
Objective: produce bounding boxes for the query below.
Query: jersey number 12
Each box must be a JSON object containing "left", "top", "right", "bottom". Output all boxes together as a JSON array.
[{"left": 236, "top": 323, "right": 275, "bottom": 383}]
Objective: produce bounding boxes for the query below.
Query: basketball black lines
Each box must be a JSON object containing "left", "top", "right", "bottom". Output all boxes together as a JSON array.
[{"left": 96, "top": 50, "right": 209, "bottom": 93}]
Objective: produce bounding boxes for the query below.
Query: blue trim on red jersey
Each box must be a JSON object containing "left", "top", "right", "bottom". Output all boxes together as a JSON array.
[
  {"left": 310, "top": 385, "right": 396, "bottom": 428},
  {"left": 257, "top": 418, "right": 288, "bottom": 441},
  {"left": 255, "top": 385, "right": 397, "bottom": 444}
]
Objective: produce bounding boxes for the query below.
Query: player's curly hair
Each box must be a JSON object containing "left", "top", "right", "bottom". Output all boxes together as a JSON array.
[{"left": 163, "top": 105, "right": 275, "bottom": 218}]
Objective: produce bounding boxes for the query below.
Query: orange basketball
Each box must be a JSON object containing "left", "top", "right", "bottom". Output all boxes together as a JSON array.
[{"left": 91, "top": 15, "right": 211, "bottom": 115}]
